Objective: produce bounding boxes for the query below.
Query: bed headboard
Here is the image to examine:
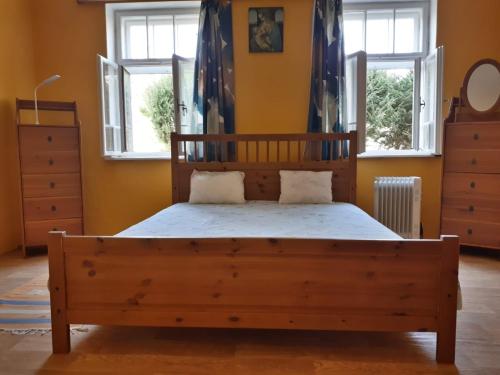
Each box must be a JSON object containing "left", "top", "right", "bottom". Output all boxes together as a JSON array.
[{"left": 171, "top": 132, "right": 357, "bottom": 204}]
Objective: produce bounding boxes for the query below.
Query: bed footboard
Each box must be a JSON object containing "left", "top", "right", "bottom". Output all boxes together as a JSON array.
[{"left": 48, "top": 232, "right": 459, "bottom": 363}]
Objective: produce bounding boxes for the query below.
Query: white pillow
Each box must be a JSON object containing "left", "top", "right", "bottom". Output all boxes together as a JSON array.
[
  {"left": 279, "top": 170, "right": 333, "bottom": 204},
  {"left": 189, "top": 170, "right": 246, "bottom": 204}
]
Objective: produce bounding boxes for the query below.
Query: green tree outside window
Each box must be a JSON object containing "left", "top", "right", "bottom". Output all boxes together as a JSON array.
[
  {"left": 366, "top": 70, "right": 414, "bottom": 150},
  {"left": 141, "top": 76, "right": 175, "bottom": 147}
]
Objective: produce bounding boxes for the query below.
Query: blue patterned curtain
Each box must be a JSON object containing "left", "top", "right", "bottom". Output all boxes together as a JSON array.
[
  {"left": 193, "top": 0, "right": 236, "bottom": 161},
  {"left": 307, "top": 0, "right": 346, "bottom": 160}
]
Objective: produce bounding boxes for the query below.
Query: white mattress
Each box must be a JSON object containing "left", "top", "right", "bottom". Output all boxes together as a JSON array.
[{"left": 118, "top": 201, "right": 401, "bottom": 240}]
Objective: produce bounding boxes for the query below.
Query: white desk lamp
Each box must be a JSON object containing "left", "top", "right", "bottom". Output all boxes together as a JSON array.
[{"left": 34, "top": 74, "right": 61, "bottom": 125}]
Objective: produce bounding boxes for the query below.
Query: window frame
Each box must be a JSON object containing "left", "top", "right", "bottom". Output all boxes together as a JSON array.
[
  {"left": 344, "top": 1, "right": 430, "bottom": 58},
  {"left": 101, "top": 2, "right": 200, "bottom": 160},
  {"left": 114, "top": 7, "right": 200, "bottom": 68},
  {"left": 344, "top": 0, "right": 437, "bottom": 156}
]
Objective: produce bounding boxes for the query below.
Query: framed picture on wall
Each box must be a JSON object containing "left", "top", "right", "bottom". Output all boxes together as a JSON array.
[{"left": 249, "top": 7, "right": 284, "bottom": 53}]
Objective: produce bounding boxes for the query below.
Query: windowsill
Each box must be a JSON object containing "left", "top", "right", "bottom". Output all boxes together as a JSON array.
[
  {"left": 358, "top": 150, "right": 441, "bottom": 159},
  {"left": 103, "top": 152, "right": 172, "bottom": 161}
]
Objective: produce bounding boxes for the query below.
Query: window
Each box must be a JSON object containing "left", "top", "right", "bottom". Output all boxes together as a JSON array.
[
  {"left": 99, "top": 2, "right": 200, "bottom": 159},
  {"left": 344, "top": 1, "right": 443, "bottom": 155}
]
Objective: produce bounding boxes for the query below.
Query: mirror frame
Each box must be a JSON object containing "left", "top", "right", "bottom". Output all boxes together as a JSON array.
[{"left": 462, "top": 58, "right": 500, "bottom": 115}]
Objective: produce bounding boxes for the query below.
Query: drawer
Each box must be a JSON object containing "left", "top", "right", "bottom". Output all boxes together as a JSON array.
[
  {"left": 441, "top": 196, "right": 500, "bottom": 223},
  {"left": 442, "top": 173, "right": 500, "bottom": 200},
  {"left": 23, "top": 196, "right": 82, "bottom": 221},
  {"left": 444, "top": 149, "right": 500, "bottom": 173},
  {"left": 24, "top": 218, "right": 83, "bottom": 247},
  {"left": 23, "top": 173, "right": 81, "bottom": 198},
  {"left": 441, "top": 219, "right": 500, "bottom": 249},
  {"left": 445, "top": 123, "right": 500, "bottom": 149},
  {"left": 19, "top": 126, "right": 79, "bottom": 153},
  {"left": 21, "top": 150, "right": 80, "bottom": 174}
]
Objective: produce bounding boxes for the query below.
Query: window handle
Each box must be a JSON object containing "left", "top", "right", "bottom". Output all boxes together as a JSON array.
[
  {"left": 178, "top": 101, "right": 188, "bottom": 116},
  {"left": 419, "top": 98, "right": 426, "bottom": 111}
]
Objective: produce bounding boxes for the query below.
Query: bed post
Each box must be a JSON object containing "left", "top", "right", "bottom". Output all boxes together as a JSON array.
[
  {"left": 171, "top": 132, "right": 180, "bottom": 204},
  {"left": 48, "top": 231, "right": 70, "bottom": 354},
  {"left": 348, "top": 131, "right": 357, "bottom": 204},
  {"left": 436, "top": 235, "right": 459, "bottom": 363}
]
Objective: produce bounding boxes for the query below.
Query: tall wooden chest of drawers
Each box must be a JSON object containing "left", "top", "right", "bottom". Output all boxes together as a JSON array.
[
  {"left": 16, "top": 99, "right": 84, "bottom": 256},
  {"left": 440, "top": 59, "right": 500, "bottom": 250},
  {"left": 441, "top": 121, "right": 500, "bottom": 249}
]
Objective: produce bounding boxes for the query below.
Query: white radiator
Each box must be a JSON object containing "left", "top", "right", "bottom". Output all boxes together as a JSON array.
[{"left": 374, "top": 177, "right": 422, "bottom": 239}]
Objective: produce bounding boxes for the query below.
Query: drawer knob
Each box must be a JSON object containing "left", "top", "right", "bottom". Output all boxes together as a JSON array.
[
  {"left": 471, "top": 158, "right": 477, "bottom": 165},
  {"left": 52, "top": 228, "right": 58, "bottom": 231},
  {"left": 51, "top": 205, "right": 57, "bottom": 212},
  {"left": 48, "top": 159, "right": 54, "bottom": 166},
  {"left": 47, "top": 135, "right": 53, "bottom": 143},
  {"left": 467, "top": 228, "right": 473, "bottom": 235},
  {"left": 470, "top": 181, "right": 476, "bottom": 188},
  {"left": 49, "top": 182, "right": 56, "bottom": 189},
  {"left": 473, "top": 133, "right": 479, "bottom": 140},
  {"left": 468, "top": 205, "right": 474, "bottom": 212}
]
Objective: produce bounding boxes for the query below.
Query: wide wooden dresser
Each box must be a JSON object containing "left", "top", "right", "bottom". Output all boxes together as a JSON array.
[
  {"left": 440, "top": 59, "right": 500, "bottom": 250},
  {"left": 16, "top": 99, "right": 84, "bottom": 256}
]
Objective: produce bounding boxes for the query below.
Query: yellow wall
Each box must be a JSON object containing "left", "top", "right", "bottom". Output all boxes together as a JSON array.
[
  {"left": 437, "top": 0, "right": 500, "bottom": 101},
  {"left": 234, "top": 0, "right": 313, "bottom": 135},
  {"left": 1, "top": 0, "right": 499, "bottom": 251},
  {"left": 0, "top": 0, "right": 36, "bottom": 253},
  {"left": 30, "top": 1, "right": 173, "bottom": 238}
]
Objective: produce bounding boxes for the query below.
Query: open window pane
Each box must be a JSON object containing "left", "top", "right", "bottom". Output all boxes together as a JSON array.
[
  {"left": 395, "top": 8, "right": 422, "bottom": 53},
  {"left": 366, "top": 61, "right": 414, "bottom": 151},
  {"left": 122, "top": 67, "right": 133, "bottom": 151},
  {"left": 173, "top": 56, "right": 198, "bottom": 134},
  {"left": 126, "top": 68, "right": 173, "bottom": 153},
  {"left": 366, "top": 10, "right": 394, "bottom": 54},
  {"left": 419, "top": 46, "right": 444, "bottom": 153},
  {"left": 98, "top": 55, "right": 123, "bottom": 154},
  {"left": 344, "top": 12, "right": 365, "bottom": 55},
  {"left": 147, "top": 15, "right": 174, "bottom": 59},
  {"left": 346, "top": 51, "right": 367, "bottom": 154},
  {"left": 174, "top": 15, "right": 199, "bottom": 58},
  {"left": 121, "top": 16, "right": 148, "bottom": 59},
  {"left": 173, "top": 55, "right": 201, "bottom": 159}
]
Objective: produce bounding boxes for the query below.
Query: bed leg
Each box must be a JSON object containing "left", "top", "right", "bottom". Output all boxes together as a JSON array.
[
  {"left": 48, "top": 231, "right": 71, "bottom": 354},
  {"left": 436, "top": 235, "right": 459, "bottom": 364}
]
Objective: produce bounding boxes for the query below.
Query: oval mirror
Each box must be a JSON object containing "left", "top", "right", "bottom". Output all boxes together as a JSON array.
[{"left": 464, "top": 59, "right": 500, "bottom": 113}]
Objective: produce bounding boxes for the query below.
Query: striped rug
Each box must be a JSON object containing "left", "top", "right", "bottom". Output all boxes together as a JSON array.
[
  {"left": 0, "top": 274, "right": 51, "bottom": 330},
  {"left": 0, "top": 274, "right": 88, "bottom": 335}
]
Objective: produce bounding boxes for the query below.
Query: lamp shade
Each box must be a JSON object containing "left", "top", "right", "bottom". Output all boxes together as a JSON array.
[{"left": 34, "top": 74, "right": 62, "bottom": 125}]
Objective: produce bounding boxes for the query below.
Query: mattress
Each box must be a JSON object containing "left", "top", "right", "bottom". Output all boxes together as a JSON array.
[{"left": 118, "top": 201, "right": 401, "bottom": 240}]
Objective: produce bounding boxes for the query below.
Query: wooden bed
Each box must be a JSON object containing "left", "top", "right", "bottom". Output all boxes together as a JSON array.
[{"left": 48, "top": 132, "right": 459, "bottom": 363}]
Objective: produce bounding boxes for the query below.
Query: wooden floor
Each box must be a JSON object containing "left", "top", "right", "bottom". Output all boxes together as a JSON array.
[{"left": 0, "top": 249, "right": 498, "bottom": 375}]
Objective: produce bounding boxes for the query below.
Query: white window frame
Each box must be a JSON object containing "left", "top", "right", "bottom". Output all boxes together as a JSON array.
[
  {"left": 101, "top": 1, "right": 200, "bottom": 160},
  {"left": 344, "top": 0, "right": 441, "bottom": 157}
]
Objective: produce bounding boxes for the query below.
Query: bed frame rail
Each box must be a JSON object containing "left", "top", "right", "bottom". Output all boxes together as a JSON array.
[{"left": 48, "top": 232, "right": 459, "bottom": 363}]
